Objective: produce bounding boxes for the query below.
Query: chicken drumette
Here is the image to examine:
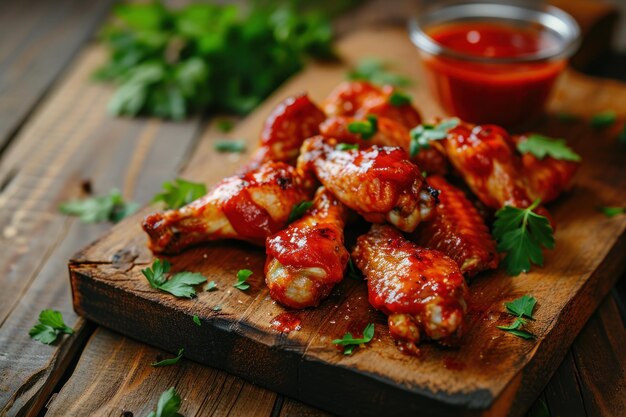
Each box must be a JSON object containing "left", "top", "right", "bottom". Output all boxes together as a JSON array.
[
  {"left": 142, "top": 162, "right": 308, "bottom": 254},
  {"left": 265, "top": 187, "right": 350, "bottom": 309},
  {"left": 352, "top": 224, "right": 468, "bottom": 348}
]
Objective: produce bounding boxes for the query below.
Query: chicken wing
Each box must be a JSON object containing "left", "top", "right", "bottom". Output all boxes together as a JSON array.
[
  {"left": 297, "top": 136, "right": 438, "bottom": 232},
  {"left": 246, "top": 94, "right": 326, "bottom": 170},
  {"left": 142, "top": 162, "right": 309, "bottom": 254},
  {"left": 352, "top": 224, "right": 468, "bottom": 347},
  {"left": 265, "top": 187, "right": 350, "bottom": 309},
  {"left": 410, "top": 175, "right": 498, "bottom": 278},
  {"left": 322, "top": 81, "right": 383, "bottom": 117}
]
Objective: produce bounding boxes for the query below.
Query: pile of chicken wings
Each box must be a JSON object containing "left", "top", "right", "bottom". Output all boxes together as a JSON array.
[{"left": 142, "top": 81, "right": 579, "bottom": 350}]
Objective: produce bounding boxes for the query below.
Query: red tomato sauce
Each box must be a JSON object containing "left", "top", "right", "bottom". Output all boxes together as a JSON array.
[{"left": 423, "top": 22, "right": 565, "bottom": 127}]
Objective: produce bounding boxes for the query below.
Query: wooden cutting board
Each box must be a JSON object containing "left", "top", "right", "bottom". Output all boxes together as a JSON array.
[{"left": 69, "top": 28, "right": 626, "bottom": 417}]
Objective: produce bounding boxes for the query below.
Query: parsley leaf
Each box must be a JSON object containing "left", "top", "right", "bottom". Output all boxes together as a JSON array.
[
  {"left": 504, "top": 295, "right": 537, "bottom": 319},
  {"left": 598, "top": 206, "right": 626, "bottom": 217},
  {"left": 152, "top": 348, "right": 184, "bottom": 367},
  {"left": 288, "top": 201, "right": 313, "bottom": 223},
  {"left": 233, "top": 269, "right": 252, "bottom": 291},
  {"left": 59, "top": 189, "right": 138, "bottom": 223},
  {"left": 492, "top": 200, "right": 555, "bottom": 276},
  {"left": 335, "top": 143, "right": 359, "bottom": 151},
  {"left": 205, "top": 281, "right": 217, "bottom": 291},
  {"left": 517, "top": 134, "right": 581, "bottom": 162},
  {"left": 146, "top": 387, "right": 182, "bottom": 417},
  {"left": 212, "top": 305, "right": 222, "bottom": 311},
  {"left": 142, "top": 259, "right": 207, "bottom": 298},
  {"left": 347, "top": 115, "right": 378, "bottom": 140},
  {"left": 590, "top": 111, "right": 616, "bottom": 128},
  {"left": 152, "top": 179, "right": 206, "bottom": 210},
  {"left": 332, "top": 323, "right": 375, "bottom": 355},
  {"left": 214, "top": 140, "right": 247, "bottom": 153},
  {"left": 216, "top": 119, "right": 234, "bottom": 133},
  {"left": 348, "top": 58, "right": 411, "bottom": 87},
  {"left": 193, "top": 315, "right": 201, "bottom": 326},
  {"left": 29, "top": 309, "right": 74, "bottom": 345},
  {"left": 388, "top": 91, "right": 412, "bottom": 106},
  {"left": 409, "top": 118, "right": 459, "bottom": 157}
]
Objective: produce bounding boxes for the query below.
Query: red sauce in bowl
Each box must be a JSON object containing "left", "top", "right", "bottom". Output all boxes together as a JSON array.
[{"left": 422, "top": 22, "right": 566, "bottom": 127}]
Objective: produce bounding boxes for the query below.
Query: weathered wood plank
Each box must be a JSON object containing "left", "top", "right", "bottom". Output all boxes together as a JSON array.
[
  {"left": 69, "top": 28, "right": 626, "bottom": 417},
  {"left": 0, "top": 46, "right": 202, "bottom": 416},
  {"left": 44, "top": 328, "right": 278, "bottom": 417},
  {"left": 0, "top": 0, "right": 115, "bottom": 149}
]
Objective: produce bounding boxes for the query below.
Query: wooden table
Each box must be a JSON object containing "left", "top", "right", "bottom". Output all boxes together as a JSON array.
[{"left": 0, "top": 1, "right": 624, "bottom": 416}]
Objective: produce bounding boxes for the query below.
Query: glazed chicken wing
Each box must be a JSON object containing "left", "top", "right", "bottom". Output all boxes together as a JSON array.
[
  {"left": 410, "top": 175, "right": 498, "bottom": 278},
  {"left": 246, "top": 94, "right": 326, "bottom": 170},
  {"left": 352, "top": 224, "right": 468, "bottom": 347},
  {"left": 297, "top": 136, "right": 438, "bottom": 232},
  {"left": 143, "top": 162, "right": 308, "bottom": 254},
  {"left": 265, "top": 187, "right": 350, "bottom": 309}
]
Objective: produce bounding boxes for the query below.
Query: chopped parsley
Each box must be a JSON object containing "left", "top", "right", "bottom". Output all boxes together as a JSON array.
[
  {"left": 598, "top": 206, "right": 626, "bottom": 217},
  {"left": 347, "top": 115, "right": 378, "bottom": 140},
  {"left": 192, "top": 315, "right": 201, "bottom": 326},
  {"left": 347, "top": 58, "right": 411, "bottom": 87},
  {"left": 335, "top": 143, "right": 359, "bottom": 151},
  {"left": 590, "top": 111, "right": 616, "bottom": 129},
  {"left": 146, "top": 387, "right": 182, "bottom": 417},
  {"left": 388, "top": 91, "right": 412, "bottom": 106},
  {"left": 152, "top": 178, "right": 207, "bottom": 210},
  {"left": 497, "top": 295, "right": 537, "bottom": 339},
  {"left": 142, "top": 259, "right": 207, "bottom": 298},
  {"left": 151, "top": 348, "right": 184, "bottom": 367},
  {"left": 517, "top": 134, "right": 581, "bottom": 162},
  {"left": 29, "top": 309, "right": 74, "bottom": 345},
  {"left": 59, "top": 189, "right": 138, "bottom": 223},
  {"left": 332, "top": 323, "right": 375, "bottom": 355},
  {"left": 216, "top": 119, "right": 234, "bottom": 133},
  {"left": 492, "top": 199, "right": 555, "bottom": 276},
  {"left": 233, "top": 269, "right": 252, "bottom": 291},
  {"left": 205, "top": 281, "right": 217, "bottom": 291},
  {"left": 214, "top": 139, "right": 246, "bottom": 153},
  {"left": 288, "top": 201, "right": 313, "bottom": 223},
  {"left": 409, "top": 118, "right": 459, "bottom": 157}
]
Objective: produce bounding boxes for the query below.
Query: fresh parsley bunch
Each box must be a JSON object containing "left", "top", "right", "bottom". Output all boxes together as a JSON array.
[{"left": 96, "top": 1, "right": 335, "bottom": 119}]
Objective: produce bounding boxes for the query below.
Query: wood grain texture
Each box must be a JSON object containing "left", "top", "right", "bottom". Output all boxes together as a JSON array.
[
  {"left": 69, "top": 28, "right": 626, "bottom": 417},
  {"left": 44, "top": 327, "right": 278, "bottom": 417},
  {"left": 0, "top": 0, "right": 114, "bottom": 149},
  {"left": 0, "top": 46, "right": 201, "bottom": 416}
]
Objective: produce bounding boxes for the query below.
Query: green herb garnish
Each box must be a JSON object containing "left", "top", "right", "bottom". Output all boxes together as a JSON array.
[
  {"left": 193, "top": 315, "right": 201, "bottom": 326},
  {"left": 335, "top": 143, "right": 359, "bottom": 151},
  {"left": 142, "top": 259, "right": 207, "bottom": 298},
  {"left": 146, "top": 387, "right": 182, "bottom": 417},
  {"left": 517, "top": 134, "right": 581, "bottom": 162},
  {"left": 29, "top": 309, "right": 74, "bottom": 345},
  {"left": 497, "top": 295, "right": 537, "bottom": 339},
  {"left": 332, "top": 323, "right": 375, "bottom": 355},
  {"left": 409, "top": 118, "right": 459, "bottom": 157},
  {"left": 152, "top": 178, "right": 207, "bottom": 210},
  {"left": 598, "top": 206, "right": 626, "bottom": 217},
  {"left": 98, "top": 2, "right": 336, "bottom": 119},
  {"left": 347, "top": 115, "right": 378, "bottom": 140},
  {"left": 288, "top": 201, "right": 313, "bottom": 223},
  {"left": 205, "top": 281, "right": 217, "bottom": 291},
  {"left": 216, "top": 119, "right": 234, "bottom": 133},
  {"left": 212, "top": 305, "right": 222, "bottom": 311},
  {"left": 152, "top": 348, "right": 184, "bottom": 367},
  {"left": 346, "top": 259, "right": 362, "bottom": 280},
  {"left": 233, "top": 269, "right": 252, "bottom": 291},
  {"left": 388, "top": 91, "right": 412, "bottom": 106},
  {"left": 590, "top": 111, "right": 616, "bottom": 128},
  {"left": 214, "top": 140, "right": 246, "bottom": 153},
  {"left": 348, "top": 58, "right": 411, "bottom": 87},
  {"left": 59, "top": 189, "right": 138, "bottom": 223},
  {"left": 492, "top": 200, "right": 555, "bottom": 276}
]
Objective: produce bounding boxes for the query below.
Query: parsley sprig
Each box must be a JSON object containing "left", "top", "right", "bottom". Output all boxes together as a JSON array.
[
  {"left": 590, "top": 111, "right": 616, "bottom": 129},
  {"left": 146, "top": 387, "right": 182, "bottom": 417},
  {"left": 517, "top": 134, "right": 581, "bottom": 162},
  {"left": 142, "top": 259, "right": 207, "bottom": 298},
  {"left": 388, "top": 91, "right": 412, "bottom": 106},
  {"left": 152, "top": 348, "right": 184, "bottom": 367},
  {"left": 347, "top": 115, "right": 378, "bottom": 140},
  {"left": 29, "top": 309, "right": 74, "bottom": 345},
  {"left": 152, "top": 178, "right": 207, "bottom": 210},
  {"left": 492, "top": 200, "right": 555, "bottom": 276},
  {"left": 214, "top": 140, "right": 247, "bottom": 153},
  {"left": 335, "top": 143, "right": 359, "bottom": 151},
  {"left": 598, "top": 206, "right": 626, "bottom": 217},
  {"left": 288, "top": 201, "right": 313, "bottom": 223},
  {"left": 332, "top": 323, "right": 375, "bottom": 355},
  {"left": 497, "top": 295, "right": 537, "bottom": 339},
  {"left": 233, "top": 269, "right": 252, "bottom": 291},
  {"left": 348, "top": 58, "right": 411, "bottom": 87},
  {"left": 59, "top": 189, "right": 138, "bottom": 223},
  {"left": 409, "top": 118, "right": 459, "bottom": 157}
]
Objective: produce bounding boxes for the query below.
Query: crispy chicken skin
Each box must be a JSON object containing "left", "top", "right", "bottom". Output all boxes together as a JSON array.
[
  {"left": 265, "top": 187, "right": 350, "bottom": 309},
  {"left": 246, "top": 94, "right": 326, "bottom": 170},
  {"left": 352, "top": 224, "right": 468, "bottom": 346},
  {"left": 410, "top": 175, "right": 498, "bottom": 278},
  {"left": 510, "top": 134, "right": 579, "bottom": 204},
  {"left": 297, "top": 136, "right": 438, "bottom": 232},
  {"left": 142, "top": 162, "right": 308, "bottom": 254}
]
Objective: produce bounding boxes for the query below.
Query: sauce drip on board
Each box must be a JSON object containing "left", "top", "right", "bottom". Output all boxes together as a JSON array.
[{"left": 270, "top": 312, "right": 302, "bottom": 333}]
